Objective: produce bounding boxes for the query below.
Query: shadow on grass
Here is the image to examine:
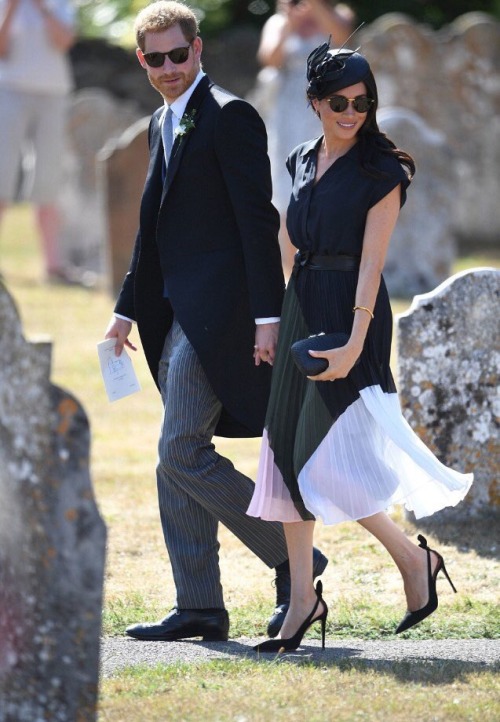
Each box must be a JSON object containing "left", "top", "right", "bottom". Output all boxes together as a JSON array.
[
  {"left": 409, "top": 509, "right": 500, "bottom": 560},
  {"left": 264, "top": 653, "right": 496, "bottom": 685},
  {"left": 104, "top": 640, "right": 500, "bottom": 685},
  {"left": 175, "top": 639, "right": 499, "bottom": 684}
]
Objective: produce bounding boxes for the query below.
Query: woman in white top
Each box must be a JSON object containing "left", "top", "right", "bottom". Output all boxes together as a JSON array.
[
  {"left": 0, "top": 0, "right": 75, "bottom": 281},
  {"left": 256, "top": 0, "right": 355, "bottom": 277}
]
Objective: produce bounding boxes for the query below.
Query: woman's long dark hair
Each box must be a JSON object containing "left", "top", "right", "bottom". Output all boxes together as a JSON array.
[
  {"left": 357, "top": 69, "right": 415, "bottom": 180},
  {"left": 307, "top": 64, "right": 416, "bottom": 181}
]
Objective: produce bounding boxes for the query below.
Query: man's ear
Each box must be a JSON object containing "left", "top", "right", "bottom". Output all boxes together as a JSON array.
[
  {"left": 136, "top": 47, "right": 147, "bottom": 69},
  {"left": 192, "top": 35, "right": 203, "bottom": 61}
]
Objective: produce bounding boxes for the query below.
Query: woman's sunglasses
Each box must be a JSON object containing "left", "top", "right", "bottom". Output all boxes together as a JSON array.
[
  {"left": 326, "top": 95, "right": 374, "bottom": 113},
  {"left": 143, "top": 43, "right": 192, "bottom": 68}
]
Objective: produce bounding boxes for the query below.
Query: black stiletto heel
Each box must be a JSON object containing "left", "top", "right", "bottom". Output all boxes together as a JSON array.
[
  {"left": 254, "top": 580, "right": 328, "bottom": 652},
  {"left": 396, "top": 534, "right": 457, "bottom": 634}
]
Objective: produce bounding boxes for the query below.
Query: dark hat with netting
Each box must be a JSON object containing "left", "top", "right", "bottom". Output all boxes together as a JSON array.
[{"left": 306, "top": 41, "right": 374, "bottom": 100}]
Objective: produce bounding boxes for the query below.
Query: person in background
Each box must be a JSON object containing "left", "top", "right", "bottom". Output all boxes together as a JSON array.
[
  {"left": 256, "top": 0, "right": 355, "bottom": 277},
  {"left": 0, "top": 0, "right": 75, "bottom": 283},
  {"left": 104, "top": 1, "right": 327, "bottom": 644},
  {"left": 248, "top": 42, "right": 473, "bottom": 652}
]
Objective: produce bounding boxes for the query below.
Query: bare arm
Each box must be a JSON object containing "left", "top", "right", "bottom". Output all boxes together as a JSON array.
[
  {"left": 310, "top": 184, "right": 401, "bottom": 381},
  {"left": 307, "top": 0, "right": 355, "bottom": 45},
  {"left": 0, "top": 0, "right": 19, "bottom": 57},
  {"left": 33, "top": 0, "right": 76, "bottom": 52},
  {"left": 258, "top": 1, "right": 355, "bottom": 68},
  {"left": 257, "top": 11, "right": 290, "bottom": 68}
]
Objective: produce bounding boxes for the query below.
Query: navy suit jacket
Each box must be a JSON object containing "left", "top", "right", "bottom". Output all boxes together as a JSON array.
[{"left": 115, "top": 75, "right": 285, "bottom": 437}]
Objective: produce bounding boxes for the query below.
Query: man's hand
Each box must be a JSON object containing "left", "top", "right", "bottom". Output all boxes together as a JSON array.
[
  {"left": 104, "top": 316, "right": 136, "bottom": 357},
  {"left": 253, "top": 322, "right": 280, "bottom": 366}
]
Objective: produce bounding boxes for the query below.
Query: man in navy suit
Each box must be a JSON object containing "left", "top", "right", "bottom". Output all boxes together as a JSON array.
[{"left": 104, "top": 0, "right": 327, "bottom": 642}]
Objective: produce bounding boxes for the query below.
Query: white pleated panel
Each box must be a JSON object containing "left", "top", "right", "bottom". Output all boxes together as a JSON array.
[
  {"left": 360, "top": 386, "right": 473, "bottom": 517},
  {"left": 297, "top": 386, "right": 473, "bottom": 524}
]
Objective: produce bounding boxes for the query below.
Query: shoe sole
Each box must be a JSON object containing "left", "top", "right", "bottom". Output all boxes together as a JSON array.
[
  {"left": 202, "top": 634, "right": 229, "bottom": 642},
  {"left": 126, "top": 631, "right": 229, "bottom": 642}
]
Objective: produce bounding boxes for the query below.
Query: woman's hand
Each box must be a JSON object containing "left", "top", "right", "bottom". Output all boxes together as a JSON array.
[{"left": 307, "top": 342, "right": 361, "bottom": 382}]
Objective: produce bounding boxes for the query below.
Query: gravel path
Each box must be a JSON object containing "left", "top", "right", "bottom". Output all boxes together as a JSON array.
[{"left": 101, "top": 637, "right": 499, "bottom": 677}]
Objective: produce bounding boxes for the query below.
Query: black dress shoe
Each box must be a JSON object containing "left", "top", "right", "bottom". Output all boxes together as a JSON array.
[
  {"left": 125, "top": 608, "right": 229, "bottom": 641},
  {"left": 266, "top": 547, "right": 328, "bottom": 638}
]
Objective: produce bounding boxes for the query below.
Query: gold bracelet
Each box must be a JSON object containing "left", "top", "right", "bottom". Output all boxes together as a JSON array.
[{"left": 353, "top": 305, "right": 374, "bottom": 319}]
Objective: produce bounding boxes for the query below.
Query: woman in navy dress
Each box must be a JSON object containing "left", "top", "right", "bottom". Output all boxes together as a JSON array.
[{"left": 248, "top": 42, "right": 473, "bottom": 651}]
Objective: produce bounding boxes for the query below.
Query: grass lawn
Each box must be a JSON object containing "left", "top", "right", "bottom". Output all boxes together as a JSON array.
[{"left": 1, "top": 205, "right": 498, "bottom": 721}]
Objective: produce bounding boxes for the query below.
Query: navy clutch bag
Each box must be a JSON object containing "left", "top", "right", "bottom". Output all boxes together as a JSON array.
[{"left": 290, "top": 332, "right": 358, "bottom": 376}]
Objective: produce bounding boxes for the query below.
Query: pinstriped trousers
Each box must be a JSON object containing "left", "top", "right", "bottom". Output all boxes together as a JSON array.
[{"left": 157, "top": 319, "right": 288, "bottom": 609}]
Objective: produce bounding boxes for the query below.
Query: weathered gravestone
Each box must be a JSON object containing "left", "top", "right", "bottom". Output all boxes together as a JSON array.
[
  {"left": 378, "top": 107, "right": 456, "bottom": 297},
  {"left": 97, "top": 117, "right": 150, "bottom": 297},
  {"left": 360, "top": 12, "right": 500, "bottom": 252},
  {"left": 57, "top": 88, "right": 142, "bottom": 286},
  {"left": 441, "top": 13, "right": 500, "bottom": 251},
  {"left": 396, "top": 268, "right": 499, "bottom": 520},
  {"left": 0, "top": 281, "right": 106, "bottom": 722}
]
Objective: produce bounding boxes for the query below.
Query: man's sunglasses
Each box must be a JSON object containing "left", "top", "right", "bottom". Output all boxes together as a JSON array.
[
  {"left": 143, "top": 43, "right": 193, "bottom": 68},
  {"left": 326, "top": 95, "right": 374, "bottom": 113}
]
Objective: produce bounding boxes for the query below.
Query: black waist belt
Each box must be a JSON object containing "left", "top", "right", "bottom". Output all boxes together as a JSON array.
[{"left": 294, "top": 251, "right": 360, "bottom": 271}]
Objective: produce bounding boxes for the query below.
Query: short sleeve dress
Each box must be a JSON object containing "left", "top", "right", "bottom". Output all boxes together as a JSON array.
[{"left": 248, "top": 137, "right": 473, "bottom": 524}]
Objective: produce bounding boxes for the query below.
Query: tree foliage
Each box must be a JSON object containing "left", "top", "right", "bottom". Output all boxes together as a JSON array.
[{"left": 76, "top": 0, "right": 500, "bottom": 45}]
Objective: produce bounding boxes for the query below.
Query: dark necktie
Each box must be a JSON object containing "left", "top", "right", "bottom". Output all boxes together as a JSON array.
[{"left": 161, "top": 107, "right": 174, "bottom": 296}]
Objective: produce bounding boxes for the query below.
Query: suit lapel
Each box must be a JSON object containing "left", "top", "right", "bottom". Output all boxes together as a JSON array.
[{"left": 161, "top": 76, "right": 212, "bottom": 202}]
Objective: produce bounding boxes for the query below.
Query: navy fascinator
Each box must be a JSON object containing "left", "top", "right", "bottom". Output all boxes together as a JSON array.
[{"left": 306, "top": 33, "right": 374, "bottom": 100}]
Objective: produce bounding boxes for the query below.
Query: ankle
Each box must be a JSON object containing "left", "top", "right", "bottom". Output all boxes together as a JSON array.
[{"left": 397, "top": 544, "right": 427, "bottom": 576}]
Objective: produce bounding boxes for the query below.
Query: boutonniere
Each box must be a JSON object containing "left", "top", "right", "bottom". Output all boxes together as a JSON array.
[{"left": 174, "top": 109, "right": 196, "bottom": 145}]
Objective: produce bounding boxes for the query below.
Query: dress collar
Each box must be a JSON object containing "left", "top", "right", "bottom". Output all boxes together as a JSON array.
[
  {"left": 300, "top": 136, "right": 323, "bottom": 159},
  {"left": 301, "top": 136, "right": 360, "bottom": 162}
]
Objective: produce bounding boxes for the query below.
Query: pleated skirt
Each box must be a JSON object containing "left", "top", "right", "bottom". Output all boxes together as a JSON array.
[{"left": 247, "top": 267, "right": 473, "bottom": 524}]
